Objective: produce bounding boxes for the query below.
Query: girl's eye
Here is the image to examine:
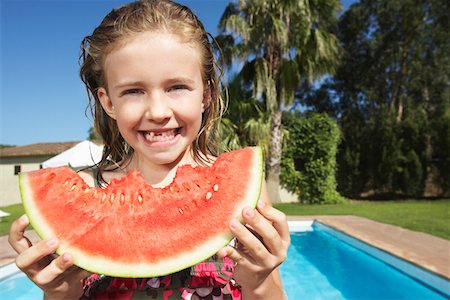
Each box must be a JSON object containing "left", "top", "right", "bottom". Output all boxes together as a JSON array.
[
  {"left": 123, "top": 89, "right": 144, "bottom": 95},
  {"left": 168, "top": 85, "right": 188, "bottom": 92}
]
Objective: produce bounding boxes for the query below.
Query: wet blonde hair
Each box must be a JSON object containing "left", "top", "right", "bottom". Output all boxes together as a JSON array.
[{"left": 80, "top": 0, "right": 225, "bottom": 177}]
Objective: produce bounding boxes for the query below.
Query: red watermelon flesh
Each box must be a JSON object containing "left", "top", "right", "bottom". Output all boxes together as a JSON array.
[{"left": 19, "top": 147, "right": 263, "bottom": 277}]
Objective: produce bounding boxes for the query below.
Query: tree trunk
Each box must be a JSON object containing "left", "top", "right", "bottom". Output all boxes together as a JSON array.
[
  {"left": 390, "top": 45, "right": 409, "bottom": 123},
  {"left": 422, "top": 85, "right": 443, "bottom": 197},
  {"left": 396, "top": 96, "right": 404, "bottom": 123},
  {"left": 267, "top": 110, "right": 283, "bottom": 203}
]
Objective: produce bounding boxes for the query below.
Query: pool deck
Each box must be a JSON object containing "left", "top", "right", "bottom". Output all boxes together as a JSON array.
[
  {"left": 1, "top": 216, "right": 449, "bottom": 280},
  {"left": 0, "top": 230, "right": 41, "bottom": 267}
]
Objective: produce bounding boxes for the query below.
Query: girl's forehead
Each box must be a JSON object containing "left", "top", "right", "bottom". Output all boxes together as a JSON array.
[
  {"left": 102, "top": 31, "right": 204, "bottom": 83},
  {"left": 111, "top": 30, "right": 201, "bottom": 55},
  {"left": 106, "top": 31, "right": 201, "bottom": 62}
]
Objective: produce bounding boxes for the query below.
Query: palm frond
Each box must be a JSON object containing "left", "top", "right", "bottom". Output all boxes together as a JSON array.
[
  {"left": 254, "top": 58, "right": 277, "bottom": 110},
  {"left": 222, "top": 14, "right": 250, "bottom": 42},
  {"left": 219, "top": 117, "right": 241, "bottom": 151},
  {"left": 279, "top": 59, "right": 301, "bottom": 104}
]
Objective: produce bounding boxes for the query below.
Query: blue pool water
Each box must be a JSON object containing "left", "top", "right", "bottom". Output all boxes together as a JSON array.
[
  {"left": 2, "top": 270, "right": 43, "bottom": 299},
  {"left": 1, "top": 222, "right": 449, "bottom": 299},
  {"left": 280, "top": 224, "right": 449, "bottom": 299}
]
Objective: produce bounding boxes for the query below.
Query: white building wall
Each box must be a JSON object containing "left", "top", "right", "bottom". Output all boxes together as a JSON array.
[{"left": 0, "top": 156, "right": 51, "bottom": 207}]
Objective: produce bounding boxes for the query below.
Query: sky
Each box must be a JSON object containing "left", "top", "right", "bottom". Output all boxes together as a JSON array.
[{"left": 1, "top": 0, "right": 356, "bottom": 146}]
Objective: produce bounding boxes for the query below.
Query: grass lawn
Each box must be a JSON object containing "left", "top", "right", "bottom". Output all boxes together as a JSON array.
[
  {"left": 275, "top": 199, "right": 450, "bottom": 240},
  {"left": 1, "top": 199, "right": 449, "bottom": 240},
  {"left": 0, "top": 204, "right": 25, "bottom": 237}
]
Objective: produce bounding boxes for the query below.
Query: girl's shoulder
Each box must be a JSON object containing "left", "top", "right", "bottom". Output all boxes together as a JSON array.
[
  {"left": 78, "top": 169, "right": 96, "bottom": 187},
  {"left": 77, "top": 167, "right": 125, "bottom": 188}
]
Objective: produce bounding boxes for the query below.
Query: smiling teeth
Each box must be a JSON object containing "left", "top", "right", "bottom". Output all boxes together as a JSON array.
[{"left": 144, "top": 130, "right": 176, "bottom": 142}]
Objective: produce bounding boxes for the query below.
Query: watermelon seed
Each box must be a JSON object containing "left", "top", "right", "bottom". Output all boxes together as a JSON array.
[
  {"left": 109, "top": 194, "right": 114, "bottom": 204},
  {"left": 138, "top": 194, "right": 143, "bottom": 203},
  {"left": 178, "top": 208, "right": 184, "bottom": 214},
  {"left": 120, "top": 194, "right": 125, "bottom": 205},
  {"left": 70, "top": 184, "right": 77, "bottom": 191},
  {"left": 170, "top": 187, "right": 174, "bottom": 192},
  {"left": 101, "top": 194, "right": 107, "bottom": 203},
  {"left": 213, "top": 184, "right": 219, "bottom": 192},
  {"left": 206, "top": 192, "right": 212, "bottom": 200}
]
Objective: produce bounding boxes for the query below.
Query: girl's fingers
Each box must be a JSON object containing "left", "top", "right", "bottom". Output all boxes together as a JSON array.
[
  {"left": 9, "top": 215, "right": 32, "bottom": 254},
  {"left": 33, "top": 253, "right": 72, "bottom": 286},
  {"left": 228, "top": 218, "right": 272, "bottom": 265},
  {"left": 15, "top": 237, "right": 60, "bottom": 273},
  {"left": 242, "top": 207, "right": 284, "bottom": 257},
  {"left": 257, "top": 202, "right": 290, "bottom": 244},
  {"left": 217, "top": 245, "right": 246, "bottom": 266},
  {"left": 33, "top": 253, "right": 88, "bottom": 287}
]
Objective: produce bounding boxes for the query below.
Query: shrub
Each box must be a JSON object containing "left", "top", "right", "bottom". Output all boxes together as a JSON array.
[{"left": 282, "top": 113, "right": 346, "bottom": 204}]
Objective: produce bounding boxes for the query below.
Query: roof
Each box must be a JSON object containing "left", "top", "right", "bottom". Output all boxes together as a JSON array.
[{"left": 0, "top": 141, "right": 80, "bottom": 157}]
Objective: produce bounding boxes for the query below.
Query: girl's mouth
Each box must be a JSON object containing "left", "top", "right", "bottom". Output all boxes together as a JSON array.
[{"left": 142, "top": 128, "right": 181, "bottom": 143}]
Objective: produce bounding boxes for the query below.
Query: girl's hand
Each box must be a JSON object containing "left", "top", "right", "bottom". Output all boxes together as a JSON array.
[
  {"left": 8, "top": 215, "right": 91, "bottom": 300},
  {"left": 218, "top": 197, "right": 290, "bottom": 298}
]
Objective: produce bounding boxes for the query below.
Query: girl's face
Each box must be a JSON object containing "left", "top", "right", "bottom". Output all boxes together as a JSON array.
[{"left": 98, "top": 32, "right": 208, "bottom": 170}]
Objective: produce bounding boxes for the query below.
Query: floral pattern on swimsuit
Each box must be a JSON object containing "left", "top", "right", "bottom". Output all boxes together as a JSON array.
[{"left": 81, "top": 255, "right": 241, "bottom": 300}]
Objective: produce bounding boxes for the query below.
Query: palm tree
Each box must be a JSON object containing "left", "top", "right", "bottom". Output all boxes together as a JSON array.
[
  {"left": 219, "top": 68, "right": 270, "bottom": 154},
  {"left": 217, "top": 0, "right": 341, "bottom": 202}
]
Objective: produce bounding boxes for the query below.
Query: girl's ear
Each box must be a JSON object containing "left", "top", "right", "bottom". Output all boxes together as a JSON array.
[{"left": 97, "top": 87, "right": 116, "bottom": 119}]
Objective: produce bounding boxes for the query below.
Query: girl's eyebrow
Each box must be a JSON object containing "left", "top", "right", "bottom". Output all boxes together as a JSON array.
[
  {"left": 113, "top": 81, "right": 147, "bottom": 90},
  {"left": 164, "top": 77, "right": 196, "bottom": 85},
  {"left": 113, "top": 78, "right": 197, "bottom": 90}
]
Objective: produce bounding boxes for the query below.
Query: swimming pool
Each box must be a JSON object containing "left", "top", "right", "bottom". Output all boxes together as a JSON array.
[
  {"left": 1, "top": 221, "right": 449, "bottom": 299},
  {"left": 281, "top": 221, "right": 450, "bottom": 299},
  {"left": 1, "top": 266, "right": 43, "bottom": 299}
]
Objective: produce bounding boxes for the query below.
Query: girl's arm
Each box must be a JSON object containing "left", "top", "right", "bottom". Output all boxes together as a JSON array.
[
  {"left": 218, "top": 180, "right": 290, "bottom": 299},
  {"left": 8, "top": 215, "right": 91, "bottom": 300}
]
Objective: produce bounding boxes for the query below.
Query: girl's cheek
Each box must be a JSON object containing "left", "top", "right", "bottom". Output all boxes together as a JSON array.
[{"left": 118, "top": 104, "right": 146, "bottom": 120}]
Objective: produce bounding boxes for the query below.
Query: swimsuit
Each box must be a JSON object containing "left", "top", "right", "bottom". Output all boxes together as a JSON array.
[
  {"left": 81, "top": 256, "right": 241, "bottom": 299},
  {"left": 80, "top": 169, "right": 241, "bottom": 299}
]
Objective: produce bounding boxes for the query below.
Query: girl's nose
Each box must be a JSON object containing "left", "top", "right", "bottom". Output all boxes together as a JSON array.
[{"left": 144, "top": 93, "right": 172, "bottom": 122}]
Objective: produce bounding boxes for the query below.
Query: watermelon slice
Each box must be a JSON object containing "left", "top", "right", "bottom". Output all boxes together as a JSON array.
[{"left": 19, "top": 147, "right": 262, "bottom": 277}]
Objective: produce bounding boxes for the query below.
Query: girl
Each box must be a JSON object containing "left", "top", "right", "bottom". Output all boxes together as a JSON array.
[{"left": 8, "top": 1, "right": 290, "bottom": 299}]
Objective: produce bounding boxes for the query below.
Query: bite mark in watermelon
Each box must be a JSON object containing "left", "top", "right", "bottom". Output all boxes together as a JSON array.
[{"left": 19, "top": 147, "right": 263, "bottom": 277}]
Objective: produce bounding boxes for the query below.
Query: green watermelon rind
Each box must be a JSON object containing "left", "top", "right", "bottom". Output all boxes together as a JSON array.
[
  {"left": 20, "top": 173, "right": 58, "bottom": 245},
  {"left": 19, "top": 147, "right": 263, "bottom": 278}
]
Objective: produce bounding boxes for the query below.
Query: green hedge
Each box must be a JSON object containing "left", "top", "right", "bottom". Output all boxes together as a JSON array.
[{"left": 281, "top": 113, "right": 346, "bottom": 204}]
